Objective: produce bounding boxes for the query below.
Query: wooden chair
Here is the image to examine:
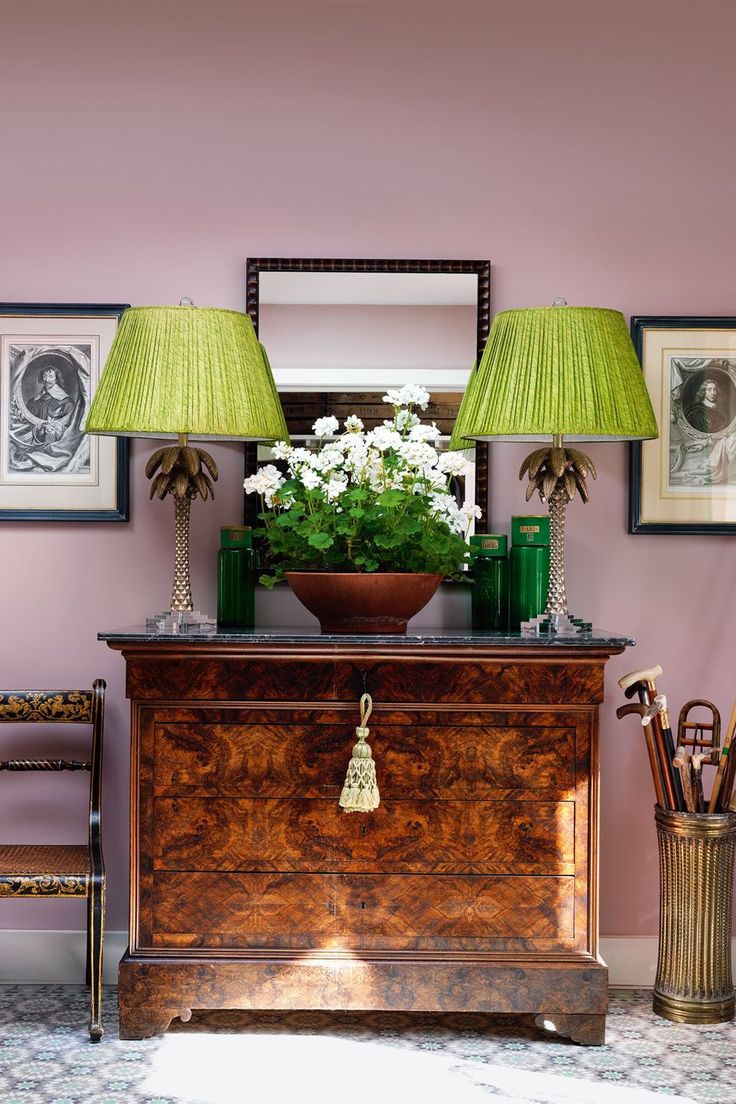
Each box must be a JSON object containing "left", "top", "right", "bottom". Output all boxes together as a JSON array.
[{"left": 0, "top": 680, "right": 106, "bottom": 1041}]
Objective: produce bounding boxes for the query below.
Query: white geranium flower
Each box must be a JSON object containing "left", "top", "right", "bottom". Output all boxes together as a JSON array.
[
  {"left": 286, "top": 447, "right": 314, "bottom": 473},
  {"left": 394, "top": 410, "right": 420, "bottom": 431},
  {"left": 437, "top": 451, "right": 471, "bottom": 477},
  {"left": 459, "top": 503, "right": 483, "bottom": 526},
  {"left": 243, "top": 464, "right": 285, "bottom": 497},
  {"left": 312, "top": 415, "right": 340, "bottom": 438},
  {"left": 325, "top": 477, "right": 348, "bottom": 502},
  {"left": 408, "top": 422, "right": 441, "bottom": 442},
  {"left": 424, "top": 468, "right": 448, "bottom": 491},
  {"left": 368, "top": 426, "right": 403, "bottom": 452},
  {"left": 429, "top": 492, "right": 458, "bottom": 516},
  {"left": 271, "top": 440, "right": 291, "bottom": 460},
  {"left": 243, "top": 473, "right": 265, "bottom": 495},
  {"left": 300, "top": 469, "right": 322, "bottom": 490},
  {"left": 398, "top": 441, "right": 438, "bottom": 469},
  {"left": 343, "top": 446, "right": 369, "bottom": 476},
  {"left": 429, "top": 492, "right": 469, "bottom": 534},
  {"left": 366, "top": 461, "right": 386, "bottom": 491},
  {"left": 383, "top": 384, "right": 430, "bottom": 410},
  {"left": 344, "top": 415, "right": 363, "bottom": 432},
  {"left": 309, "top": 447, "right": 343, "bottom": 474}
]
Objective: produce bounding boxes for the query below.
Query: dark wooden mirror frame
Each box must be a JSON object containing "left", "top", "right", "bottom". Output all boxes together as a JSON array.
[{"left": 244, "top": 257, "right": 492, "bottom": 528}]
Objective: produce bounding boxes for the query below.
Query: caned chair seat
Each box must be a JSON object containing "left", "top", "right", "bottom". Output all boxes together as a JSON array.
[
  {"left": 0, "top": 682, "right": 106, "bottom": 1041},
  {"left": 0, "top": 844, "right": 92, "bottom": 895}
]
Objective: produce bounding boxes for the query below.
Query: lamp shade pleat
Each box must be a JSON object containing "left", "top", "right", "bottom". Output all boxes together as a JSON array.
[
  {"left": 450, "top": 306, "right": 658, "bottom": 445},
  {"left": 85, "top": 306, "right": 289, "bottom": 441}
]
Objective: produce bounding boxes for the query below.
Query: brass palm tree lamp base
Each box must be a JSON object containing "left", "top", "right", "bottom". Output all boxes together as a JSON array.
[
  {"left": 144, "top": 435, "right": 219, "bottom": 634},
  {"left": 518, "top": 435, "right": 596, "bottom": 636}
]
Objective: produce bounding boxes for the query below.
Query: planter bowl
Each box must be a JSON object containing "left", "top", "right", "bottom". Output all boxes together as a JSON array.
[{"left": 285, "top": 571, "right": 443, "bottom": 634}]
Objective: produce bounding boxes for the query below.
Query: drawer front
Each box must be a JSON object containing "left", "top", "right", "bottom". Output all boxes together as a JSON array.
[
  {"left": 127, "top": 654, "right": 604, "bottom": 705},
  {"left": 153, "top": 797, "right": 575, "bottom": 875},
  {"left": 154, "top": 719, "right": 577, "bottom": 799},
  {"left": 148, "top": 871, "right": 575, "bottom": 951}
]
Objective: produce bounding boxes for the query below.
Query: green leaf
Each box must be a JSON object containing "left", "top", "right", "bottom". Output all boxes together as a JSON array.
[
  {"left": 307, "top": 532, "right": 334, "bottom": 550},
  {"left": 376, "top": 489, "right": 405, "bottom": 507}
]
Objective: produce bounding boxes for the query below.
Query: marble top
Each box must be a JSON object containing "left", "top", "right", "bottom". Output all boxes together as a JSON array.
[{"left": 99, "top": 625, "right": 634, "bottom": 648}]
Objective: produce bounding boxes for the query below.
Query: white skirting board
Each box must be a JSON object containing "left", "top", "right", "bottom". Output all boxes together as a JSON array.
[{"left": 0, "top": 932, "right": 735, "bottom": 987}]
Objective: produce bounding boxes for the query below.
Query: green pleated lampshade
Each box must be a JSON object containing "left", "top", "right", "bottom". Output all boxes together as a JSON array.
[
  {"left": 450, "top": 306, "right": 658, "bottom": 446},
  {"left": 85, "top": 306, "right": 289, "bottom": 441}
]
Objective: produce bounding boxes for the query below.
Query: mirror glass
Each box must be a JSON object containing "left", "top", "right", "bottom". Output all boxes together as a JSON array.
[{"left": 245, "top": 259, "right": 491, "bottom": 528}]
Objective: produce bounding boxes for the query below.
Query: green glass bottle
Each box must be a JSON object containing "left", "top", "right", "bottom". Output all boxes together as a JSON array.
[
  {"left": 470, "top": 534, "right": 508, "bottom": 630},
  {"left": 509, "top": 515, "right": 550, "bottom": 631},
  {"left": 217, "top": 526, "right": 255, "bottom": 629}
]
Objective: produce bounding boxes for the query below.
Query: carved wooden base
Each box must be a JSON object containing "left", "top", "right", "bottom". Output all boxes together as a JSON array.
[{"left": 118, "top": 953, "right": 608, "bottom": 1043}]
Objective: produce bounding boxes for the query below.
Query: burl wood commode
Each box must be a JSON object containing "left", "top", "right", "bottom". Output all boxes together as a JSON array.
[{"left": 101, "top": 627, "right": 631, "bottom": 1044}]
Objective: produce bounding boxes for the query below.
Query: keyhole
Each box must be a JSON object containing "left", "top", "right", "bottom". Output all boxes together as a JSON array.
[
  {"left": 360, "top": 901, "right": 366, "bottom": 909},
  {"left": 360, "top": 824, "right": 368, "bottom": 836}
]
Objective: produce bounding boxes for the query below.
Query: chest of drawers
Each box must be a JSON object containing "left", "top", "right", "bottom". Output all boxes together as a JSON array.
[{"left": 103, "top": 628, "right": 629, "bottom": 1043}]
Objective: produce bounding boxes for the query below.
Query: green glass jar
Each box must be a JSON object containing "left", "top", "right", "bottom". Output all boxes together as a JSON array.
[
  {"left": 509, "top": 515, "right": 550, "bottom": 630},
  {"left": 217, "top": 526, "right": 255, "bottom": 628},
  {"left": 470, "top": 534, "right": 509, "bottom": 630}
]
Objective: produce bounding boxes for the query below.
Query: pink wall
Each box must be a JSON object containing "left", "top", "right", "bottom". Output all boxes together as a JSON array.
[{"left": 0, "top": 0, "right": 734, "bottom": 939}]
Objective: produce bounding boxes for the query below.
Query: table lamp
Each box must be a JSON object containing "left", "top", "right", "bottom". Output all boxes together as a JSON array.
[
  {"left": 451, "top": 301, "right": 658, "bottom": 635},
  {"left": 85, "top": 302, "right": 288, "bottom": 631}
]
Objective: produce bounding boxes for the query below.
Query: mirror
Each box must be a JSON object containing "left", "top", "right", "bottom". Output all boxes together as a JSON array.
[{"left": 244, "top": 258, "right": 491, "bottom": 528}]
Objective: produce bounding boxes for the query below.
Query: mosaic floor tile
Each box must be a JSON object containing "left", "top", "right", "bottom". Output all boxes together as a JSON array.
[{"left": 0, "top": 986, "right": 732, "bottom": 1103}]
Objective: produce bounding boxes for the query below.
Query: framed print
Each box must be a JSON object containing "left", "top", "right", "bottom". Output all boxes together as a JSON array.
[
  {"left": 629, "top": 316, "right": 736, "bottom": 534},
  {"left": 0, "top": 304, "right": 129, "bottom": 521}
]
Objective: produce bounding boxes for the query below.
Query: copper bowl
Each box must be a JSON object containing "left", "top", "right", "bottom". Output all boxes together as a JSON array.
[{"left": 285, "top": 571, "right": 443, "bottom": 634}]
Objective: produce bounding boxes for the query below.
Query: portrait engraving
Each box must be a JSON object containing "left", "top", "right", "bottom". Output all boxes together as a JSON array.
[
  {"left": 668, "top": 357, "right": 736, "bottom": 488},
  {"left": 7, "top": 344, "right": 92, "bottom": 476}
]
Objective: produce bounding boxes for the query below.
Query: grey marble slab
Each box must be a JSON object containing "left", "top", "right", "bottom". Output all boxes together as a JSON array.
[{"left": 99, "top": 625, "right": 634, "bottom": 647}]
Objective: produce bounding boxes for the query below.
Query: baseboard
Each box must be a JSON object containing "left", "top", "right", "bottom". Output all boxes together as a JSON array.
[
  {"left": 600, "top": 938, "right": 658, "bottom": 987},
  {"left": 0, "top": 931, "right": 734, "bottom": 987},
  {"left": 602, "top": 937, "right": 736, "bottom": 987},
  {"left": 0, "top": 930, "right": 127, "bottom": 985}
]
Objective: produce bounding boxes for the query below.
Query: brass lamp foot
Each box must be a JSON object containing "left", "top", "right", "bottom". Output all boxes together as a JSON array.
[{"left": 521, "top": 612, "right": 593, "bottom": 637}]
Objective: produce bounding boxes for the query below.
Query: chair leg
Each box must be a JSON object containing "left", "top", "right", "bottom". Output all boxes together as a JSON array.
[
  {"left": 85, "top": 894, "right": 92, "bottom": 987},
  {"left": 88, "top": 879, "right": 104, "bottom": 1042}
]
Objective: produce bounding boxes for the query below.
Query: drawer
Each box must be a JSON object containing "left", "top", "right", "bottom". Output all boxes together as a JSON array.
[
  {"left": 153, "top": 797, "right": 575, "bottom": 875},
  {"left": 149, "top": 871, "right": 575, "bottom": 951},
  {"left": 154, "top": 720, "right": 576, "bottom": 799},
  {"left": 128, "top": 654, "right": 604, "bottom": 705}
]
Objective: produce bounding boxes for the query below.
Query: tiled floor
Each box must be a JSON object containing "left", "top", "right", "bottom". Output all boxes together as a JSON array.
[{"left": 0, "top": 986, "right": 734, "bottom": 1104}]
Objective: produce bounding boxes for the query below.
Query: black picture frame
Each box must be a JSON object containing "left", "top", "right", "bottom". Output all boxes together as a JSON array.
[
  {"left": 244, "top": 257, "right": 491, "bottom": 529},
  {"left": 629, "top": 315, "right": 736, "bottom": 534},
  {"left": 0, "top": 303, "right": 129, "bottom": 521}
]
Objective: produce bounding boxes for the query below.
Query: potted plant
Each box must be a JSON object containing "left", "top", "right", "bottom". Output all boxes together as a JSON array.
[{"left": 244, "top": 385, "right": 480, "bottom": 633}]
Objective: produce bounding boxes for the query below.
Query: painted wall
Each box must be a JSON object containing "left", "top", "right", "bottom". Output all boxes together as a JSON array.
[{"left": 0, "top": 0, "right": 734, "bottom": 940}]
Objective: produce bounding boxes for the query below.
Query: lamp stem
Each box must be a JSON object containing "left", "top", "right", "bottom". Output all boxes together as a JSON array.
[
  {"left": 546, "top": 487, "right": 569, "bottom": 617},
  {"left": 542, "top": 433, "right": 566, "bottom": 618},
  {"left": 171, "top": 494, "right": 193, "bottom": 612}
]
